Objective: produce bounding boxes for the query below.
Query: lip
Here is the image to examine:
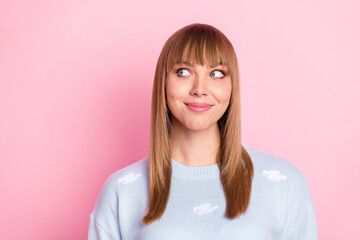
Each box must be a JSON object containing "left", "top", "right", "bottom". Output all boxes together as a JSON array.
[
  {"left": 185, "top": 102, "right": 213, "bottom": 112},
  {"left": 185, "top": 102, "right": 213, "bottom": 107}
]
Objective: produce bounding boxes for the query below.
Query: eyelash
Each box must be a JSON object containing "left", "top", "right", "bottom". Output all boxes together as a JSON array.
[{"left": 175, "top": 68, "right": 226, "bottom": 78}]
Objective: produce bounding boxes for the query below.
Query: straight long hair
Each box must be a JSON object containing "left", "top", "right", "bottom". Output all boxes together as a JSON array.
[{"left": 143, "top": 23, "right": 254, "bottom": 225}]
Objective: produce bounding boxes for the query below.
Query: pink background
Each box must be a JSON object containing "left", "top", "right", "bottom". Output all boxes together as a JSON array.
[{"left": 1, "top": 0, "right": 359, "bottom": 239}]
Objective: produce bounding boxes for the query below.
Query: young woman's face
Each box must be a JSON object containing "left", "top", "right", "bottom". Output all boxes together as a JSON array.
[{"left": 165, "top": 60, "right": 232, "bottom": 131}]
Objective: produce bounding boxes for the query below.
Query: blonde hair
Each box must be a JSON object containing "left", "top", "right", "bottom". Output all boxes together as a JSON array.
[{"left": 143, "top": 23, "right": 254, "bottom": 225}]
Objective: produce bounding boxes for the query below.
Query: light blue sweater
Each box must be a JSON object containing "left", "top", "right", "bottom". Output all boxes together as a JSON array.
[{"left": 88, "top": 144, "right": 318, "bottom": 239}]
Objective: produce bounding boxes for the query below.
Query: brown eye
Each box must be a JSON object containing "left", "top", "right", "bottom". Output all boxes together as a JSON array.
[
  {"left": 210, "top": 70, "right": 226, "bottom": 78},
  {"left": 176, "top": 68, "right": 191, "bottom": 77}
]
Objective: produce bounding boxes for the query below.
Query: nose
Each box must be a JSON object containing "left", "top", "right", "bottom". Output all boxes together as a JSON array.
[{"left": 190, "top": 73, "right": 208, "bottom": 96}]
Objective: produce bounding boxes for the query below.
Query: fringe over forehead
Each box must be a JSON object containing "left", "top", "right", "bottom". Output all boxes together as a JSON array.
[{"left": 165, "top": 24, "right": 236, "bottom": 76}]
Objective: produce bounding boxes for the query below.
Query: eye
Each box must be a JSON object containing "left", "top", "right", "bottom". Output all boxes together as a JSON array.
[
  {"left": 176, "top": 68, "right": 191, "bottom": 77},
  {"left": 210, "top": 70, "right": 226, "bottom": 78}
]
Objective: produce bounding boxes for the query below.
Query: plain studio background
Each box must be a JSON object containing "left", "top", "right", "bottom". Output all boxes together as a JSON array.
[{"left": 0, "top": 0, "right": 359, "bottom": 239}]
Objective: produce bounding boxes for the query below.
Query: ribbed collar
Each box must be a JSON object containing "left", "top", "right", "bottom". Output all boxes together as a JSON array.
[{"left": 171, "top": 158, "right": 220, "bottom": 180}]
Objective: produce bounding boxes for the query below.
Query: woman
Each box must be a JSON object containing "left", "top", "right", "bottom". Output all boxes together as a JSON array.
[{"left": 88, "top": 23, "right": 318, "bottom": 240}]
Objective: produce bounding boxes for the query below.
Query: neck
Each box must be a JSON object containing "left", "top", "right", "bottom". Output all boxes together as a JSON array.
[{"left": 169, "top": 117, "right": 220, "bottom": 167}]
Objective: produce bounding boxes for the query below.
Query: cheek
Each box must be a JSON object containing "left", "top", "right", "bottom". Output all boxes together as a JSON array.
[
  {"left": 165, "top": 79, "right": 187, "bottom": 100},
  {"left": 212, "top": 81, "right": 232, "bottom": 102}
]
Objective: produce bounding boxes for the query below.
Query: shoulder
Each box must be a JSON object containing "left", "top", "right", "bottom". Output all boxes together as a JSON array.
[
  {"left": 109, "top": 156, "right": 149, "bottom": 180},
  {"left": 92, "top": 156, "right": 149, "bottom": 204},
  {"left": 91, "top": 156, "right": 150, "bottom": 215},
  {"left": 243, "top": 144, "right": 318, "bottom": 239},
  {"left": 90, "top": 157, "right": 150, "bottom": 236},
  {"left": 103, "top": 156, "right": 150, "bottom": 189},
  {"left": 243, "top": 143, "right": 308, "bottom": 185}
]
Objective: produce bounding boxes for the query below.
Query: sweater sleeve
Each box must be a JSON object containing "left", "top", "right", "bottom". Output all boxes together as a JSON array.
[
  {"left": 88, "top": 213, "right": 117, "bottom": 240},
  {"left": 280, "top": 165, "right": 319, "bottom": 240},
  {"left": 88, "top": 174, "right": 122, "bottom": 240}
]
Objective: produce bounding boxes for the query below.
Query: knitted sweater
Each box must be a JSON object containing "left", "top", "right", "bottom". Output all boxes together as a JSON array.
[{"left": 88, "top": 144, "right": 318, "bottom": 240}]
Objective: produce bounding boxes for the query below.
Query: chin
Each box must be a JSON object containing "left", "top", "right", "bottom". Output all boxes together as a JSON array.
[{"left": 184, "top": 123, "right": 214, "bottom": 131}]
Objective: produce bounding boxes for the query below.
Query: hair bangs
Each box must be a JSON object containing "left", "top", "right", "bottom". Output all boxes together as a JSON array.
[{"left": 166, "top": 30, "right": 232, "bottom": 75}]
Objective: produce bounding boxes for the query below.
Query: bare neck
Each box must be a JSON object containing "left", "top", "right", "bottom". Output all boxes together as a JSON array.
[{"left": 169, "top": 118, "right": 220, "bottom": 167}]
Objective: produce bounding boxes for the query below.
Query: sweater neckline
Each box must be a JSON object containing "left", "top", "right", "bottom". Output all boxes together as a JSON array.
[{"left": 171, "top": 158, "right": 220, "bottom": 180}]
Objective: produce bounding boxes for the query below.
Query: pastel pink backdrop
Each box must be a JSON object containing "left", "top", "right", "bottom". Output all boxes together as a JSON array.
[{"left": 1, "top": 0, "right": 359, "bottom": 239}]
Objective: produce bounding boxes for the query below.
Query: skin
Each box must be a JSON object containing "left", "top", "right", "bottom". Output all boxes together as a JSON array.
[{"left": 165, "top": 59, "right": 232, "bottom": 166}]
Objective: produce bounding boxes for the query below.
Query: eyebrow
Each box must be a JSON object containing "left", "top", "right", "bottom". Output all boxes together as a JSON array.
[{"left": 175, "top": 61, "right": 226, "bottom": 69}]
